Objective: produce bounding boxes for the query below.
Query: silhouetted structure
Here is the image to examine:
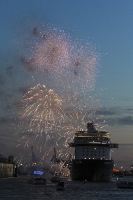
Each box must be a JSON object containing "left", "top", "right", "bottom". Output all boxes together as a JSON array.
[{"left": 0, "top": 154, "right": 17, "bottom": 178}]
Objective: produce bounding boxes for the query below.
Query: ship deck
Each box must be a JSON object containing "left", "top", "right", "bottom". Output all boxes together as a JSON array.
[{"left": 69, "top": 142, "right": 119, "bottom": 148}]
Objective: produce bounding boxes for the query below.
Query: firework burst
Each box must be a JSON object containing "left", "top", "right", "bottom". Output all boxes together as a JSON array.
[{"left": 18, "top": 84, "right": 66, "bottom": 149}]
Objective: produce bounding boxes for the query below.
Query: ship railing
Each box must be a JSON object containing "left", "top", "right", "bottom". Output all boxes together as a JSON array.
[
  {"left": 74, "top": 137, "right": 110, "bottom": 141},
  {"left": 75, "top": 132, "right": 110, "bottom": 137},
  {"left": 73, "top": 140, "right": 110, "bottom": 144},
  {"left": 74, "top": 138, "right": 110, "bottom": 141},
  {"left": 76, "top": 157, "right": 110, "bottom": 160}
]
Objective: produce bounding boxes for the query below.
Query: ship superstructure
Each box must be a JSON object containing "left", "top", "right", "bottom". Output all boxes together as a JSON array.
[{"left": 69, "top": 122, "right": 118, "bottom": 181}]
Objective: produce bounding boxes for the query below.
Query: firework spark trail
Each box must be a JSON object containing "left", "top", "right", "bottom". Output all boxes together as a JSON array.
[{"left": 19, "top": 84, "right": 65, "bottom": 143}]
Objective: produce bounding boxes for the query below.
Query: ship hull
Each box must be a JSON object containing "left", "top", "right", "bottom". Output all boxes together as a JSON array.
[{"left": 70, "top": 159, "right": 114, "bottom": 181}]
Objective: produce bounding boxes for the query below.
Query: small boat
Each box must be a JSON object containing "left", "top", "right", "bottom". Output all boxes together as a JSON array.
[
  {"left": 51, "top": 176, "right": 61, "bottom": 182},
  {"left": 117, "top": 181, "right": 133, "bottom": 188},
  {"left": 27, "top": 177, "right": 46, "bottom": 185},
  {"left": 56, "top": 181, "right": 65, "bottom": 190},
  {"left": 83, "top": 180, "right": 87, "bottom": 184}
]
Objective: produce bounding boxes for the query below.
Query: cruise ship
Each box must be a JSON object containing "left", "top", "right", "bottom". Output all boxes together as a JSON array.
[{"left": 69, "top": 122, "right": 119, "bottom": 181}]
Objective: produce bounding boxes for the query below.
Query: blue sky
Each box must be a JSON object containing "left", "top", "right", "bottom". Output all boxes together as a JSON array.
[{"left": 0, "top": 0, "right": 133, "bottom": 168}]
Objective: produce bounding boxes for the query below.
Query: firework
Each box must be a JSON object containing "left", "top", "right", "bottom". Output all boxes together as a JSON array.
[
  {"left": 16, "top": 24, "right": 99, "bottom": 166},
  {"left": 33, "top": 29, "right": 98, "bottom": 92},
  {"left": 34, "top": 32, "right": 71, "bottom": 74},
  {"left": 18, "top": 84, "right": 65, "bottom": 148}
]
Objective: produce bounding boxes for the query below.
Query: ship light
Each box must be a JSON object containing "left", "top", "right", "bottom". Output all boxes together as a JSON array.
[{"left": 34, "top": 171, "right": 44, "bottom": 175}]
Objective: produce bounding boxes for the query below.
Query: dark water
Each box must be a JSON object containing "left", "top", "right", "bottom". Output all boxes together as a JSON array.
[{"left": 0, "top": 176, "right": 133, "bottom": 200}]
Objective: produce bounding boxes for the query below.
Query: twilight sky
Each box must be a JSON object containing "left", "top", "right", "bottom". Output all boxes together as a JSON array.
[{"left": 0, "top": 0, "right": 133, "bottom": 168}]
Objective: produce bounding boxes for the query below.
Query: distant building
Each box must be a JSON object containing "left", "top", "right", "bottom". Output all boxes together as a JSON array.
[{"left": 0, "top": 154, "right": 17, "bottom": 178}]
